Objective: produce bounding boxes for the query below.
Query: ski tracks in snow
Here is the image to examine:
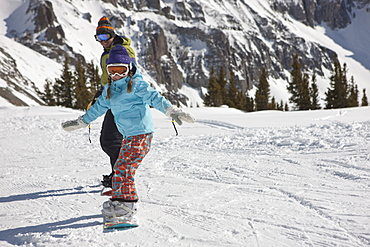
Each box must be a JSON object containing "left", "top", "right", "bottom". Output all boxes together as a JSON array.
[
  {"left": 139, "top": 120, "right": 370, "bottom": 246},
  {"left": 1, "top": 106, "right": 370, "bottom": 246},
  {"left": 196, "top": 119, "right": 245, "bottom": 130}
]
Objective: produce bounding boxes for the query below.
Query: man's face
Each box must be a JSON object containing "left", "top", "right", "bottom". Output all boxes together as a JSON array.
[{"left": 100, "top": 37, "right": 114, "bottom": 49}]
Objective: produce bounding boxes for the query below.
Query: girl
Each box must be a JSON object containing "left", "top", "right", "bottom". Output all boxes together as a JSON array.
[{"left": 62, "top": 45, "right": 195, "bottom": 223}]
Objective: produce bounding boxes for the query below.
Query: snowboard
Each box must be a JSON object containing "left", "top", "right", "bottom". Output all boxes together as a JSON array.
[{"left": 103, "top": 216, "right": 138, "bottom": 232}]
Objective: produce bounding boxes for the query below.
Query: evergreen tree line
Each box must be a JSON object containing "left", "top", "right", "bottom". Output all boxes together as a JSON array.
[
  {"left": 204, "top": 66, "right": 289, "bottom": 111},
  {"left": 205, "top": 54, "right": 368, "bottom": 111},
  {"left": 288, "top": 53, "right": 368, "bottom": 110},
  {"left": 39, "top": 57, "right": 101, "bottom": 110}
]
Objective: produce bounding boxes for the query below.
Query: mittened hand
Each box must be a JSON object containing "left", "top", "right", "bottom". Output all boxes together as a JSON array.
[
  {"left": 61, "top": 116, "right": 89, "bottom": 131},
  {"left": 165, "top": 106, "right": 196, "bottom": 125}
]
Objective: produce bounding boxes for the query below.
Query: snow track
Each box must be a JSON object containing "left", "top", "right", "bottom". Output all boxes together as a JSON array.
[
  {"left": 196, "top": 119, "right": 245, "bottom": 130},
  {"left": 0, "top": 106, "right": 369, "bottom": 246}
]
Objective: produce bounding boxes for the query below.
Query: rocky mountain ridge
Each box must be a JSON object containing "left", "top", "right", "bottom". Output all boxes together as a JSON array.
[{"left": 1, "top": 0, "right": 369, "bottom": 106}]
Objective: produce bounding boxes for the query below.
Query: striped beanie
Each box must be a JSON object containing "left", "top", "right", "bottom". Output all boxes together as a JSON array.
[{"left": 96, "top": 16, "right": 115, "bottom": 36}]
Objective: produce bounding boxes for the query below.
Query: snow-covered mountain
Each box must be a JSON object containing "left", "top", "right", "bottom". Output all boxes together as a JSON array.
[{"left": 0, "top": 0, "right": 369, "bottom": 107}]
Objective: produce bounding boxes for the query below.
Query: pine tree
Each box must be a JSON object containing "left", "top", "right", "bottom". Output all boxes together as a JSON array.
[
  {"left": 269, "top": 96, "right": 276, "bottom": 110},
  {"left": 310, "top": 72, "right": 320, "bottom": 110},
  {"left": 277, "top": 100, "right": 284, "bottom": 111},
  {"left": 235, "top": 91, "right": 247, "bottom": 111},
  {"left": 204, "top": 67, "right": 222, "bottom": 107},
  {"left": 225, "top": 70, "right": 238, "bottom": 108},
  {"left": 53, "top": 78, "right": 63, "bottom": 106},
  {"left": 361, "top": 88, "right": 368, "bottom": 106},
  {"left": 300, "top": 73, "right": 311, "bottom": 110},
  {"left": 347, "top": 76, "right": 359, "bottom": 107},
  {"left": 86, "top": 60, "right": 101, "bottom": 96},
  {"left": 74, "top": 57, "right": 91, "bottom": 110},
  {"left": 287, "top": 53, "right": 303, "bottom": 110},
  {"left": 41, "top": 79, "right": 56, "bottom": 106},
  {"left": 284, "top": 102, "right": 289, "bottom": 111},
  {"left": 325, "top": 55, "right": 349, "bottom": 109},
  {"left": 255, "top": 68, "right": 270, "bottom": 111},
  {"left": 287, "top": 54, "right": 312, "bottom": 110},
  {"left": 245, "top": 95, "right": 254, "bottom": 112},
  {"left": 217, "top": 66, "right": 227, "bottom": 105},
  {"left": 53, "top": 57, "right": 74, "bottom": 107}
]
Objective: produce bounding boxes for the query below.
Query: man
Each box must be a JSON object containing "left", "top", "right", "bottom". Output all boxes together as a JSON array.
[{"left": 90, "top": 16, "right": 136, "bottom": 188}]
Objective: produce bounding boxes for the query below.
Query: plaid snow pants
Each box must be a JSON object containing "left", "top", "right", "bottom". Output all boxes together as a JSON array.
[{"left": 111, "top": 133, "right": 153, "bottom": 201}]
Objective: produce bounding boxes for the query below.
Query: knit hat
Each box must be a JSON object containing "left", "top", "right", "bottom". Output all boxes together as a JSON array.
[
  {"left": 107, "top": 45, "right": 132, "bottom": 65},
  {"left": 96, "top": 16, "right": 115, "bottom": 36}
]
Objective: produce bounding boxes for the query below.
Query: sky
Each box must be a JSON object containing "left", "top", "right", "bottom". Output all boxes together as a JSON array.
[{"left": 0, "top": 105, "right": 369, "bottom": 246}]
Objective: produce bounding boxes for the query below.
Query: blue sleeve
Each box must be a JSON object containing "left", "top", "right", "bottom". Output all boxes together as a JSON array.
[
  {"left": 133, "top": 78, "right": 172, "bottom": 113},
  {"left": 82, "top": 89, "right": 110, "bottom": 123}
]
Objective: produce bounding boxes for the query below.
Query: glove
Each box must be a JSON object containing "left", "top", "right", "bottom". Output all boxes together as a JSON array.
[
  {"left": 165, "top": 106, "right": 196, "bottom": 125},
  {"left": 61, "top": 116, "right": 89, "bottom": 131}
]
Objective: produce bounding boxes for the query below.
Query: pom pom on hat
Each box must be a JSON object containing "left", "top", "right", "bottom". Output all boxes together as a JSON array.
[
  {"left": 107, "top": 45, "right": 132, "bottom": 65},
  {"left": 96, "top": 16, "right": 115, "bottom": 36}
]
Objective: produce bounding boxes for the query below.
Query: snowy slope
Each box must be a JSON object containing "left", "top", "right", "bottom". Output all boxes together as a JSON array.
[
  {"left": 0, "top": 106, "right": 369, "bottom": 246},
  {"left": 0, "top": 35, "right": 62, "bottom": 93}
]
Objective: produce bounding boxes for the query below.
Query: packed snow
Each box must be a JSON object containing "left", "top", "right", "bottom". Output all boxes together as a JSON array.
[{"left": 0, "top": 105, "right": 369, "bottom": 246}]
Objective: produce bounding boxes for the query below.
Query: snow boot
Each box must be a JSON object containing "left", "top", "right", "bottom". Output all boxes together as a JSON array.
[{"left": 102, "top": 200, "right": 138, "bottom": 223}]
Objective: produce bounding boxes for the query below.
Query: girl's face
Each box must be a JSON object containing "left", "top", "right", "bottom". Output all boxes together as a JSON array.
[
  {"left": 107, "top": 64, "right": 130, "bottom": 81},
  {"left": 110, "top": 74, "right": 125, "bottom": 81}
]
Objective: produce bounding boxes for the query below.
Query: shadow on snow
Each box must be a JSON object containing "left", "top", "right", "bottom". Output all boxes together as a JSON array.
[
  {"left": 0, "top": 185, "right": 104, "bottom": 245},
  {"left": 0, "top": 214, "right": 102, "bottom": 245},
  {"left": 0, "top": 185, "right": 102, "bottom": 203}
]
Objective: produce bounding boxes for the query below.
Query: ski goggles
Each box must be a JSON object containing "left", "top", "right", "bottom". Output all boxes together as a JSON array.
[
  {"left": 94, "top": 33, "right": 112, "bottom": 42},
  {"left": 107, "top": 63, "right": 130, "bottom": 77}
]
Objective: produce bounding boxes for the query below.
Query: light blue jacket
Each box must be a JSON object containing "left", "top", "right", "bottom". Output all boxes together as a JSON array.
[{"left": 82, "top": 69, "right": 172, "bottom": 137}]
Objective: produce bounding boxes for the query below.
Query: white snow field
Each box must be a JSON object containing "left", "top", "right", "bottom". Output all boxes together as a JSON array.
[{"left": 0, "top": 106, "right": 369, "bottom": 247}]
